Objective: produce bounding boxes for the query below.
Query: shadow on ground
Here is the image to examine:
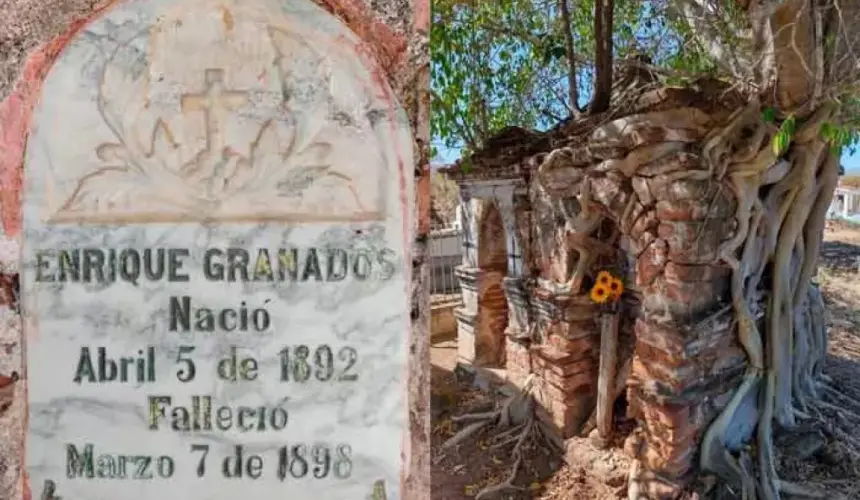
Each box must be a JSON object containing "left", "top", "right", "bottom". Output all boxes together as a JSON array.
[
  {"left": 430, "top": 236, "right": 860, "bottom": 499},
  {"left": 774, "top": 263, "right": 860, "bottom": 499},
  {"left": 431, "top": 338, "right": 632, "bottom": 499},
  {"left": 430, "top": 361, "right": 569, "bottom": 500},
  {"left": 820, "top": 240, "right": 860, "bottom": 272}
]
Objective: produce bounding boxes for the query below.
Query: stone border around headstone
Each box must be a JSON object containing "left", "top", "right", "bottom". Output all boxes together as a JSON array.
[{"left": 0, "top": 1, "right": 430, "bottom": 499}]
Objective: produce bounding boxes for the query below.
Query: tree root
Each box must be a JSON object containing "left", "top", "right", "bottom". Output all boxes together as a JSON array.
[
  {"left": 771, "top": 143, "right": 826, "bottom": 428},
  {"left": 527, "top": 104, "right": 845, "bottom": 500},
  {"left": 775, "top": 393, "right": 860, "bottom": 499},
  {"left": 817, "top": 400, "right": 860, "bottom": 422},
  {"left": 820, "top": 383, "right": 860, "bottom": 414},
  {"left": 696, "top": 105, "right": 846, "bottom": 500},
  {"left": 442, "top": 375, "right": 564, "bottom": 499},
  {"left": 776, "top": 480, "right": 826, "bottom": 499},
  {"left": 562, "top": 179, "right": 606, "bottom": 293},
  {"left": 702, "top": 98, "right": 762, "bottom": 179},
  {"left": 795, "top": 153, "right": 839, "bottom": 308}
]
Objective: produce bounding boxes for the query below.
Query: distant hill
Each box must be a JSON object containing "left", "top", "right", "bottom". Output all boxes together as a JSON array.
[
  {"left": 431, "top": 172, "right": 459, "bottom": 227},
  {"left": 842, "top": 175, "right": 860, "bottom": 188}
]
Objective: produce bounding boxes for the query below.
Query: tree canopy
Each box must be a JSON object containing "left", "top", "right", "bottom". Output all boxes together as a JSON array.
[{"left": 431, "top": 0, "right": 860, "bottom": 161}]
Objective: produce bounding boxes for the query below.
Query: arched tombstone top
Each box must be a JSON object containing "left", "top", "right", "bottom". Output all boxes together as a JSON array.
[
  {"left": 23, "top": 0, "right": 411, "bottom": 224},
  {"left": 17, "top": 0, "right": 413, "bottom": 499}
]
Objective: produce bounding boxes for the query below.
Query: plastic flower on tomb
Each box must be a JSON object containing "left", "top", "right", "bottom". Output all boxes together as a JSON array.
[
  {"left": 590, "top": 270, "right": 623, "bottom": 304},
  {"left": 596, "top": 270, "right": 613, "bottom": 287},
  {"left": 590, "top": 282, "right": 611, "bottom": 304},
  {"left": 608, "top": 277, "right": 624, "bottom": 299}
]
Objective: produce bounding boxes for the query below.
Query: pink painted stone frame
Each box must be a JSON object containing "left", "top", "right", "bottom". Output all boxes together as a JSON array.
[{"left": 0, "top": 1, "right": 427, "bottom": 498}]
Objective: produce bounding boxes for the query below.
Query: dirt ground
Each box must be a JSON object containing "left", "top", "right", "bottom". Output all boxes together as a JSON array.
[{"left": 430, "top": 219, "right": 860, "bottom": 499}]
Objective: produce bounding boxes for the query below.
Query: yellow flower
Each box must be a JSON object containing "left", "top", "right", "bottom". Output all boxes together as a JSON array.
[
  {"left": 593, "top": 270, "right": 624, "bottom": 303},
  {"left": 596, "top": 270, "right": 613, "bottom": 286},
  {"left": 608, "top": 277, "right": 624, "bottom": 299},
  {"left": 590, "top": 283, "right": 610, "bottom": 304}
]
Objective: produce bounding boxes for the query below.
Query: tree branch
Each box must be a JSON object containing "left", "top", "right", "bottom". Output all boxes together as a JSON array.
[
  {"left": 431, "top": 89, "right": 479, "bottom": 151},
  {"left": 589, "top": 0, "right": 615, "bottom": 113},
  {"left": 558, "top": 0, "right": 581, "bottom": 116},
  {"left": 670, "top": 0, "right": 751, "bottom": 80}
]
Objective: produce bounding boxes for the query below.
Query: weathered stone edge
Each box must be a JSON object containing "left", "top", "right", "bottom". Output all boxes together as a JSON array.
[{"left": 0, "top": 0, "right": 430, "bottom": 498}]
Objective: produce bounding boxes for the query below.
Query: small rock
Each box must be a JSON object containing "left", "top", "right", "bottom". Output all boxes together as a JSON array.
[
  {"left": 624, "top": 430, "right": 644, "bottom": 457},
  {"left": 830, "top": 319, "right": 854, "bottom": 329},
  {"left": 592, "top": 458, "right": 615, "bottom": 480},
  {"left": 786, "top": 430, "right": 826, "bottom": 461},
  {"left": 430, "top": 394, "right": 453, "bottom": 419},
  {"left": 816, "top": 443, "right": 845, "bottom": 466},
  {"left": 588, "top": 428, "right": 610, "bottom": 449}
]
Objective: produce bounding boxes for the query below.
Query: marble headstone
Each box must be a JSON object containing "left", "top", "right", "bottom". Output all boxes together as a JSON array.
[{"left": 21, "top": 0, "right": 413, "bottom": 498}]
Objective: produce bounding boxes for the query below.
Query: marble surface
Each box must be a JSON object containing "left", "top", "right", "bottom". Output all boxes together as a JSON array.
[{"left": 21, "top": 0, "right": 413, "bottom": 498}]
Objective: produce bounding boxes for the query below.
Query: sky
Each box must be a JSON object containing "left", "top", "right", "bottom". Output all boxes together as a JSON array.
[
  {"left": 431, "top": 2, "right": 859, "bottom": 173},
  {"left": 435, "top": 142, "right": 860, "bottom": 174},
  {"left": 844, "top": 150, "right": 860, "bottom": 174}
]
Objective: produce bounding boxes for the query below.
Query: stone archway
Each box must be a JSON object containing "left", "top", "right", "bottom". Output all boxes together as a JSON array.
[
  {"left": 454, "top": 180, "right": 523, "bottom": 371},
  {"left": 471, "top": 199, "right": 509, "bottom": 367}
]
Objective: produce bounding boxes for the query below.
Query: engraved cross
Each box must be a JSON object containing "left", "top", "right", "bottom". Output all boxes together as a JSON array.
[{"left": 180, "top": 69, "right": 249, "bottom": 156}]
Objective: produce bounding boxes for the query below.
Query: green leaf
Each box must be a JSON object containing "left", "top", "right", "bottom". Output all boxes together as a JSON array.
[
  {"left": 837, "top": 128, "right": 849, "bottom": 147},
  {"left": 430, "top": 0, "right": 717, "bottom": 158},
  {"left": 761, "top": 107, "right": 777, "bottom": 123},
  {"left": 772, "top": 130, "right": 790, "bottom": 157},
  {"left": 550, "top": 46, "right": 566, "bottom": 60},
  {"left": 819, "top": 122, "right": 835, "bottom": 142},
  {"left": 461, "top": 158, "right": 473, "bottom": 174},
  {"left": 781, "top": 114, "right": 797, "bottom": 135}
]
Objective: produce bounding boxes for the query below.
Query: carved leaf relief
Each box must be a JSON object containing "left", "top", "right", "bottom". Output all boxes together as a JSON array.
[{"left": 48, "top": 19, "right": 383, "bottom": 224}]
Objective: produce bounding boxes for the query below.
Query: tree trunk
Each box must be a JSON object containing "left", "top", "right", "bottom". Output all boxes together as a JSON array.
[
  {"left": 530, "top": 82, "right": 840, "bottom": 498},
  {"left": 588, "top": 0, "right": 614, "bottom": 113},
  {"left": 557, "top": 0, "right": 580, "bottom": 116}
]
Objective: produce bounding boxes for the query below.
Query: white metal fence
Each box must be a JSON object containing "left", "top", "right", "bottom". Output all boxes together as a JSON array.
[{"left": 429, "top": 222, "right": 463, "bottom": 298}]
